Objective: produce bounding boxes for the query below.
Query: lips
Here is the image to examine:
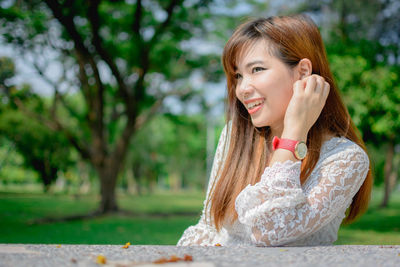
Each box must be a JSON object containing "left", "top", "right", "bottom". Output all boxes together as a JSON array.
[{"left": 244, "top": 98, "right": 265, "bottom": 114}]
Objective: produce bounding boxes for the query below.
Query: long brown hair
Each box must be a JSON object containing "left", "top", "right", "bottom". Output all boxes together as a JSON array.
[{"left": 208, "top": 14, "right": 372, "bottom": 231}]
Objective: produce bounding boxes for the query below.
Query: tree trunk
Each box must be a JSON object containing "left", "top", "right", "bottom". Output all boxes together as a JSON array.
[
  {"left": 126, "top": 169, "right": 136, "bottom": 195},
  {"left": 98, "top": 166, "right": 119, "bottom": 213},
  {"left": 381, "top": 141, "right": 395, "bottom": 207},
  {"left": 169, "top": 172, "right": 181, "bottom": 192},
  {"left": 132, "top": 164, "right": 143, "bottom": 195}
]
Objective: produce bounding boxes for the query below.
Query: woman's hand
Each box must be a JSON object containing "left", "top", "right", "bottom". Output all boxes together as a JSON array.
[{"left": 282, "top": 75, "right": 330, "bottom": 141}]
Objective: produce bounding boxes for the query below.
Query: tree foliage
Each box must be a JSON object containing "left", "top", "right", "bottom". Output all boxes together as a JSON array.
[
  {"left": 0, "top": 0, "right": 221, "bottom": 213},
  {"left": 301, "top": 0, "right": 400, "bottom": 206},
  {"left": 125, "top": 114, "right": 207, "bottom": 194},
  {"left": 0, "top": 57, "right": 74, "bottom": 190},
  {"left": 330, "top": 54, "right": 400, "bottom": 144}
]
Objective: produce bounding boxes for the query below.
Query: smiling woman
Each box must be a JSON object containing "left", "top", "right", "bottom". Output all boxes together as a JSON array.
[
  {"left": 177, "top": 14, "right": 372, "bottom": 247},
  {"left": 233, "top": 40, "right": 302, "bottom": 129}
]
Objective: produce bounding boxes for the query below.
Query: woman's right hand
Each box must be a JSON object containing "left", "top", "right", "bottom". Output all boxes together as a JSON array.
[{"left": 282, "top": 75, "right": 330, "bottom": 141}]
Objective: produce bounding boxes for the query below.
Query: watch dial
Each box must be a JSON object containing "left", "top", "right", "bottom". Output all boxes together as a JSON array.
[{"left": 297, "top": 143, "right": 307, "bottom": 159}]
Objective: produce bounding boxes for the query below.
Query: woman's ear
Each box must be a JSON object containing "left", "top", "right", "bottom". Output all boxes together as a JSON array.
[{"left": 297, "top": 58, "right": 312, "bottom": 79}]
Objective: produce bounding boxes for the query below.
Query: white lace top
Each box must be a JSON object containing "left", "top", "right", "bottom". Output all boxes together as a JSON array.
[{"left": 177, "top": 124, "right": 369, "bottom": 247}]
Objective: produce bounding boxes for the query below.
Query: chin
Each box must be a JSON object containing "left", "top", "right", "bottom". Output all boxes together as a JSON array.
[{"left": 251, "top": 118, "right": 268, "bottom": 128}]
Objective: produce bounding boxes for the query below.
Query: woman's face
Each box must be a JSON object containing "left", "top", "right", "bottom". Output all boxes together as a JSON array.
[{"left": 235, "top": 40, "right": 299, "bottom": 131}]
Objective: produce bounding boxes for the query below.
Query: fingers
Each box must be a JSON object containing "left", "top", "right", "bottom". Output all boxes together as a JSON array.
[
  {"left": 322, "top": 80, "right": 330, "bottom": 100},
  {"left": 295, "top": 74, "right": 330, "bottom": 106},
  {"left": 285, "top": 74, "right": 330, "bottom": 134},
  {"left": 303, "top": 75, "right": 329, "bottom": 96},
  {"left": 314, "top": 77, "right": 324, "bottom": 93},
  {"left": 293, "top": 79, "right": 306, "bottom": 95},
  {"left": 304, "top": 75, "right": 317, "bottom": 94}
]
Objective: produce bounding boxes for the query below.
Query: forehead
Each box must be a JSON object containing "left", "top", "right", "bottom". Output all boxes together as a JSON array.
[{"left": 234, "top": 39, "right": 275, "bottom": 70}]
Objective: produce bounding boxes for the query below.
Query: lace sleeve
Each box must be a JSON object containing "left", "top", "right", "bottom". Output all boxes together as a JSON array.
[
  {"left": 235, "top": 141, "right": 369, "bottom": 246},
  {"left": 177, "top": 124, "right": 229, "bottom": 246}
]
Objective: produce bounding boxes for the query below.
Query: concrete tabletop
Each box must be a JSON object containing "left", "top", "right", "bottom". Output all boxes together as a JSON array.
[{"left": 0, "top": 244, "right": 399, "bottom": 267}]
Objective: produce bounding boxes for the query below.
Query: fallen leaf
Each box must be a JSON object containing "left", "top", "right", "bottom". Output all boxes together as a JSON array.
[
  {"left": 122, "top": 242, "right": 131, "bottom": 249},
  {"left": 153, "top": 257, "right": 168, "bottom": 264},
  {"left": 153, "top": 254, "right": 193, "bottom": 264},
  {"left": 280, "top": 249, "right": 288, "bottom": 252},
  {"left": 169, "top": 255, "right": 180, "bottom": 262},
  {"left": 183, "top": 254, "right": 193, "bottom": 261},
  {"left": 96, "top": 255, "right": 107, "bottom": 264}
]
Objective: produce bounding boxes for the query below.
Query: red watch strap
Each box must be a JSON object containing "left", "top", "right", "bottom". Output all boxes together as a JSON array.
[{"left": 272, "top": 136, "right": 298, "bottom": 151}]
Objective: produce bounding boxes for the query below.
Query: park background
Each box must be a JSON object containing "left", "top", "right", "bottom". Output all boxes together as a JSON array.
[{"left": 0, "top": 0, "right": 399, "bottom": 245}]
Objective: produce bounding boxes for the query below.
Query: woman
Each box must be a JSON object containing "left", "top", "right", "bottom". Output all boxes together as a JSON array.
[{"left": 178, "top": 14, "right": 372, "bottom": 246}]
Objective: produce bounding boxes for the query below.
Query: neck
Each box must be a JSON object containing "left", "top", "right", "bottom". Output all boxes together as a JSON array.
[{"left": 270, "top": 124, "right": 284, "bottom": 139}]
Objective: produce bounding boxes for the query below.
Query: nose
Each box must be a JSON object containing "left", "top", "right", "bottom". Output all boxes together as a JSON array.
[{"left": 237, "top": 76, "right": 253, "bottom": 98}]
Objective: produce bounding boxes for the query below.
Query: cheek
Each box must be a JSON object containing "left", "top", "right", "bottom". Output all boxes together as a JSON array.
[
  {"left": 284, "top": 85, "right": 294, "bottom": 102},
  {"left": 235, "top": 86, "right": 239, "bottom": 99},
  {"left": 270, "top": 83, "right": 293, "bottom": 111},
  {"left": 281, "top": 88, "right": 294, "bottom": 110},
  {"left": 279, "top": 76, "right": 295, "bottom": 99},
  {"left": 235, "top": 87, "right": 243, "bottom": 104}
]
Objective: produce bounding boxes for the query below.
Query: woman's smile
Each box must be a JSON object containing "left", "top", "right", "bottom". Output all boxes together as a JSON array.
[{"left": 244, "top": 98, "right": 265, "bottom": 114}]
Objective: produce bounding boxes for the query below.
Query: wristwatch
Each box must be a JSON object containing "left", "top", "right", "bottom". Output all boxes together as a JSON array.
[{"left": 272, "top": 136, "right": 308, "bottom": 160}]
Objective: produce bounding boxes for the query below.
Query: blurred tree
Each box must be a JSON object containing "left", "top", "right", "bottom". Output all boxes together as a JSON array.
[
  {"left": 0, "top": 0, "right": 220, "bottom": 214},
  {"left": 0, "top": 57, "right": 74, "bottom": 191},
  {"left": 0, "top": 108, "right": 74, "bottom": 191},
  {"left": 0, "top": 56, "right": 14, "bottom": 95},
  {"left": 122, "top": 113, "right": 207, "bottom": 194},
  {"left": 297, "top": 0, "right": 400, "bottom": 207},
  {"left": 331, "top": 55, "right": 400, "bottom": 206}
]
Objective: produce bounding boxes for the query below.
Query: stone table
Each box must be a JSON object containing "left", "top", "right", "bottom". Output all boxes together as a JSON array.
[{"left": 0, "top": 244, "right": 399, "bottom": 267}]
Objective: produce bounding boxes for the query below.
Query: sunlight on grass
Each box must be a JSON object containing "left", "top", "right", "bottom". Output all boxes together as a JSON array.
[
  {"left": 336, "top": 229, "right": 400, "bottom": 245},
  {"left": 0, "top": 188, "right": 399, "bottom": 245},
  {"left": 0, "top": 191, "right": 204, "bottom": 244},
  {"left": 336, "top": 188, "right": 400, "bottom": 244}
]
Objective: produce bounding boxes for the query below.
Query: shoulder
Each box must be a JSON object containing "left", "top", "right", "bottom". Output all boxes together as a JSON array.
[
  {"left": 217, "top": 123, "right": 230, "bottom": 147},
  {"left": 305, "top": 137, "right": 370, "bottom": 189},
  {"left": 217, "top": 121, "right": 232, "bottom": 148},
  {"left": 319, "top": 136, "right": 369, "bottom": 167}
]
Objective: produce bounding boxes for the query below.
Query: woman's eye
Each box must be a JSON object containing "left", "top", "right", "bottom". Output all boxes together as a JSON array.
[
  {"left": 252, "top": 67, "right": 265, "bottom": 73},
  {"left": 234, "top": 73, "right": 242, "bottom": 79}
]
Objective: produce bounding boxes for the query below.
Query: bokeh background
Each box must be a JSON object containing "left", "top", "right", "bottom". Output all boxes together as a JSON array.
[{"left": 0, "top": 0, "right": 399, "bottom": 245}]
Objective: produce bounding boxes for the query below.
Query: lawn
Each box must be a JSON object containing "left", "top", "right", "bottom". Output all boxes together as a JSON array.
[
  {"left": 0, "top": 188, "right": 399, "bottom": 245},
  {"left": 0, "top": 191, "right": 204, "bottom": 245},
  {"left": 335, "top": 188, "right": 400, "bottom": 245}
]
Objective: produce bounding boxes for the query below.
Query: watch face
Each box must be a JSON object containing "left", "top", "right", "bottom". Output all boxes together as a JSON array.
[{"left": 295, "top": 142, "right": 307, "bottom": 160}]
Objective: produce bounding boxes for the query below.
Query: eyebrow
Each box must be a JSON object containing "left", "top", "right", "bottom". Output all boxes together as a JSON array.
[
  {"left": 234, "top": 60, "right": 265, "bottom": 71},
  {"left": 245, "top": 60, "right": 265, "bottom": 68}
]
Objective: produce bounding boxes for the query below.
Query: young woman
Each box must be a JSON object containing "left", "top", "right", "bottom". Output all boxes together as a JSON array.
[{"left": 178, "top": 14, "right": 372, "bottom": 246}]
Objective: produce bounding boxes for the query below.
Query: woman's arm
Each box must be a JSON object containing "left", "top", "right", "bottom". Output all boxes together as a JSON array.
[
  {"left": 235, "top": 140, "right": 369, "bottom": 246},
  {"left": 270, "top": 75, "right": 330, "bottom": 166}
]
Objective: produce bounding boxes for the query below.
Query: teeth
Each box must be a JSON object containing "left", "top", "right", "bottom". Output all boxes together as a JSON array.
[{"left": 247, "top": 99, "right": 264, "bottom": 109}]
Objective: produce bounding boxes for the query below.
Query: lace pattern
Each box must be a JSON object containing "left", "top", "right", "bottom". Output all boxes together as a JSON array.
[
  {"left": 177, "top": 124, "right": 229, "bottom": 246},
  {"left": 177, "top": 126, "right": 369, "bottom": 247}
]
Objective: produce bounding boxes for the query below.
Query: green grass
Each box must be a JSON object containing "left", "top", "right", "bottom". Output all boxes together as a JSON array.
[
  {"left": 335, "top": 189, "right": 400, "bottom": 245},
  {"left": 0, "top": 188, "right": 399, "bottom": 245},
  {"left": 0, "top": 191, "right": 203, "bottom": 245}
]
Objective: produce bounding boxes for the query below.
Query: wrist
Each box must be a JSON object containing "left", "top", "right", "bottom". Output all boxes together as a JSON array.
[
  {"left": 281, "top": 128, "right": 308, "bottom": 142},
  {"left": 272, "top": 136, "right": 308, "bottom": 160}
]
